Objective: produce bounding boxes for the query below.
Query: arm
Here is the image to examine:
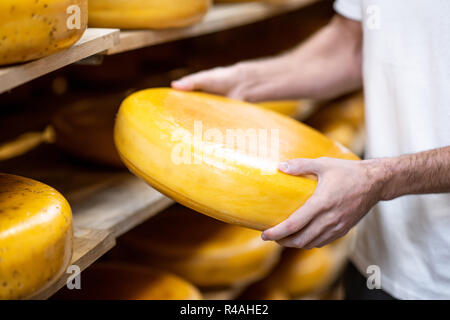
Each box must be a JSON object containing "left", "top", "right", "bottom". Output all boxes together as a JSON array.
[
  {"left": 261, "top": 146, "right": 450, "bottom": 249},
  {"left": 172, "top": 14, "right": 363, "bottom": 102}
]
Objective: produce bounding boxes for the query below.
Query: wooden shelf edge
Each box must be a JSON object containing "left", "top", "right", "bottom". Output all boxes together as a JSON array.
[
  {"left": 0, "top": 28, "right": 120, "bottom": 94},
  {"left": 107, "top": 0, "right": 319, "bottom": 55}
]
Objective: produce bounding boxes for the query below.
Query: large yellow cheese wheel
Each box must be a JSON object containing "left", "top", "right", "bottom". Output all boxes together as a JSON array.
[
  {"left": 119, "top": 204, "right": 281, "bottom": 288},
  {"left": 114, "top": 88, "right": 359, "bottom": 230},
  {"left": 54, "top": 263, "right": 202, "bottom": 300},
  {"left": 0, "top": 173, "right": 73, "bottom": 299},
  {"left": 0, "top": 0, "right": 87, "bottom": 66},
  {"left": 88, "top": 0, "right": 211, "bottom": 29},
  {"left": 52, "top": 94, "right": 124, "bottom": 167}
]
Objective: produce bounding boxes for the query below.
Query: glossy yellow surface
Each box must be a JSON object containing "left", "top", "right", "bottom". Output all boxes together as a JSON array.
[
  {"left": 115, "top": 88, "right": 359, "bottom": 230},
  {"left": 257, "top": 100, "right": 302, "bottom": 118},
  {"left": 89, "top": 0, "right": 211, "bottom": 29},
  {"left": 0, "top": 174, "right": 73, "bottom": 299},
  {"left": 272, "top": 247, "right": 334, "bottom": 297},
  {"left": 52, "top": 94, "right": 124, "bottom": 167},
  {"left": 0, "top": 0, "right": 87, "bottom": 66},
  {"left": 54, "top": 263, "right": 202, "bottom": 300},
  {"left": 120, "top": 204, "right": 281, "bottom": 287}
]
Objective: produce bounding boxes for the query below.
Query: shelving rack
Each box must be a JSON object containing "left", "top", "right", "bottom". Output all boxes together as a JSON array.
[{"left": 0, "top": 0, "right": 321, "bottom": 299}]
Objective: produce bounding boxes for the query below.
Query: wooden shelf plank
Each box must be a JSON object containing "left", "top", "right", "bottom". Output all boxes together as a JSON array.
[
  {"left": 0, "top": 28, "right": 120, "bottom": 94},
  {"left": 107, "top": 0, "right": 319, "bottom": 55},
  {"left": 29, "top": 229, "right": 116, "bottom": 300}
]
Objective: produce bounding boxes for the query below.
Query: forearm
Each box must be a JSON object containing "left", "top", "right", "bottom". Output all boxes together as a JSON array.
[
  {"left": 235, "top": 14, "right": 363, "bottom": 101},
  {"left": 367, "top": 146, "right": 450, "bottom": 200}
]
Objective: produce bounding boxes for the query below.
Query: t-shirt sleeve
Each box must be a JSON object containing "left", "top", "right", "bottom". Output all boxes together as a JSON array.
[{"left": 334, "top": 0, "right": 363, "bottom": 21}]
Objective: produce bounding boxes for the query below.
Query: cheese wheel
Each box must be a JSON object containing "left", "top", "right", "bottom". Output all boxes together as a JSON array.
[
  {"left": 307, "top": 92, "right": 365, "bottom": 153},
  {"left": 52, "top": 94, "right": 124, "bottom": 167},
  {"left": 114, "top": 88, "right": 359, "bottom": 230},
  {"left": 0, "top": 0, "right": 87, "bottom": 66},
  {"left": 238, "top": 247, "right": 335, "bottom": 300},
  {"left": 257, "top": 100, "right": 303, "bottom": 118},
  {"left": 54, "top": 263, "right": 202, "bottom": 300},
  {"left": 88, "top": 0, "right": 211, "bottom": 29},
  {"left": 272, "top": 248, "right": 335, "bottom": 297},
  {"left": 119, "top": 204, "right": 281, "bottom": 288},
  {"left": 0, "top": 173, "right": 73, "bottom": 299}
]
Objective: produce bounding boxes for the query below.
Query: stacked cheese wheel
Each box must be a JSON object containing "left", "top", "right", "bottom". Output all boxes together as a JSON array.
[
  {"left": 239, "top": 233, "right": 354, "bottom": 299},
  {"left": 88, "top": 0, "right": 211, "bottom": 29},
  {"left": 118, "top": 204, "right": 282, "bottom": 288},
  {"left": 54, "top": 263, "right": 202, "bottom": 300},
  {"left": 52, "top": 93, "right": 125, "bottom": 167},
  {"left": 0, "top": 174, "right": 73, "bottom": 300},
  {"left": 114, "top": 88, "right": 359, "bottom": 231},
  {"left": 306, "top": 92, "right": 365, "bottom": 155},
  {"left": 0, "top": 0, "right": 87, "bottom": 65}
]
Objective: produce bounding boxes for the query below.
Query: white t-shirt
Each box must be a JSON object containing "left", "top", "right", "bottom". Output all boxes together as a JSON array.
[{"left": 334, "top": 0, "right": 450, "bottom": 299}]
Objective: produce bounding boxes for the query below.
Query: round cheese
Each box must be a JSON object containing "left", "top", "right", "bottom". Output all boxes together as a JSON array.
[
  {"left": 0, "top": 0, "right": 88, "bottom": 65},
  {"left": 54, "top": 263, "right": 202, "bottom": 300},
  {"left": 52, "top": 94, "right": 124, "bottom": 167},
  {"left": 88, "top": 0, "right": 211, "bottom": 29},
  {"left": 120, "top": 204, "right": 281, "bottom": 288},
  {"left": 0, "top": 173, "right": 73, "bottom": 299},
  {"left": 114, "top": 88, "right": 359, "bottom": 230}
]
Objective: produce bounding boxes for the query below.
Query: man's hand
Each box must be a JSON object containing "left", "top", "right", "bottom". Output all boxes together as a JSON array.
[
  {"left": 172, "top": 15, "right": 363, "bottom": 102},
  {"left": 262, "top": 157, "right": 386, "bottom": 249}
]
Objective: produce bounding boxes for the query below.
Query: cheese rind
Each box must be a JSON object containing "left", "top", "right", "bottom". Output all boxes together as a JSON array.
[
  {"left": 114, "top": 88, "right": 359, "bottom": 230},
  {"left": 88, "top": 0, "right": 211, "bottom": 29},
  {"left": 0, "top": 0, "right": 88, "bottom": 65},
  {"left": 52, "top": 94, "right": 124, "bottom": 167},
  {"left": 120, "top": 204, "right": 281, "bottom": 288},
  {"left": 54, "top": 263, "right": 202, "bottom": 300},
  {"left": 0, "top": 173, "right": 73, "bottom": 300}
]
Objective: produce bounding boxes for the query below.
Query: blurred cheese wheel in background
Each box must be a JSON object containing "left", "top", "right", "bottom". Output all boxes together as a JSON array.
[
  {"left": 272, "top": 247, "right": 335, "bottom": 297},
  {"left": 88, "top": 0, "right": 211, "bottom": 29},
  {"left": 114, "top": 88, "right": 359, "bottom": 231},
  {"left": 238, "top": 231, "right": 355, "bottom": 300},
  {"left": 0, "top": 173, "right": 73, "bottom": 299},
  {"left": 256, "top": 100, "right": 315, "bottom": 120},
  {"left": 0, "top": 0, "right": 87, "bottom": 66},
  {"left": 306, "top": 92, "right": 365, "bottom": 155},
  {"left": 54, "top": 263, "right": 202, "bottom": 300},
  {"left": 118, "top": 204, "right": 282, "bottom": 288},
  {"left": 52, "top": 93, "right": 125, "bottom": 168}
]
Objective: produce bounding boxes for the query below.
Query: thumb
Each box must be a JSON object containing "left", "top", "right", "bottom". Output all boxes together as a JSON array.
[{"left": 278, "top": 158, "right": 322, "bottom": 176}]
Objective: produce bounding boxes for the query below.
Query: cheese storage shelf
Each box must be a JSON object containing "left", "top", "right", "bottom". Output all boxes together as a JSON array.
[
  {"left": 0, "top": 0, "right": 319, "bottom": 95},
  {"left": 0, "top": 144, "right": 173, "bottom": 299}
]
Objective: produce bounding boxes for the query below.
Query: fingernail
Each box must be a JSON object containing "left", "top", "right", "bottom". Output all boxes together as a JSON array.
[
  {"left": 261, "top": 232, "right": 267, "bottom": 241},
  {"left": 278, "top": 161, "right": 289, "bottom": 172}
]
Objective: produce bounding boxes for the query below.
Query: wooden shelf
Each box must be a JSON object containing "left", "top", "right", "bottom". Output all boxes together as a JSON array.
[
  {"left": 0, "top": 144, "right": 173, "bottom": 300},
  {"left": 0, "top": 0, "right": 319, "bottom": 95},
  {"left": 107, "top": 0, "right": 318, "bottom": 55},
  {"left": 0, "top": 28, "right": 120, "bottom": 95}
]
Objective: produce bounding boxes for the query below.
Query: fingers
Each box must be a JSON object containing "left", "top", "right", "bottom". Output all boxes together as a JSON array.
[
  {"left": 171, "top": 72, "right": 209, "bottom": 91},
  {"left": 278, "top": 158, "right": 324, "bottom": 176},
  {"left": 261, "top": 196, "right": 320, "bottom": 241},
  {"left": 171, "top": 67, "right": 236, "bottom": 95}
]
